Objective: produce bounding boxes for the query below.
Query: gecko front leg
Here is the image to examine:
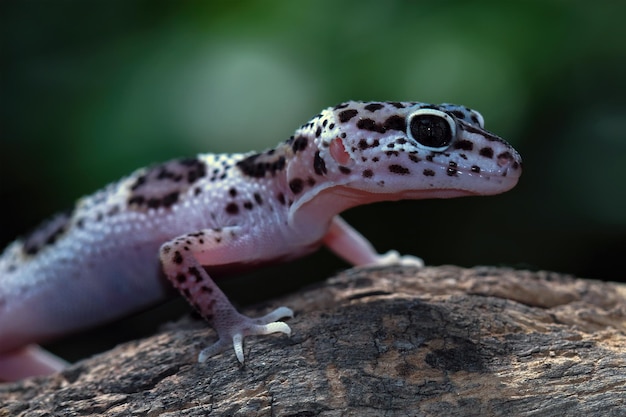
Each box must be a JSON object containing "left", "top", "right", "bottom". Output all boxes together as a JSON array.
[
  {"left": 322, "top": 216, "right": 424, "bottom": 268},
  {"left": 160, "top": 227, "right": 293, "bottom": 364}
]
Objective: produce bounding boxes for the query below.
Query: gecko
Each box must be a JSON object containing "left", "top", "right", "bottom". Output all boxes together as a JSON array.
[{"left": 0, "top": 100, "right": 522, "bottom": 381}]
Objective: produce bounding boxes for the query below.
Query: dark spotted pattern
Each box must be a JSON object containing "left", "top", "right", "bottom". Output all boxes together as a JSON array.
[
  {"left": 225, "top": 203, "right": 239, "bottom": 215},
  {"left": 291, "top": 136, "right": 308, "bottom": 152},
  {"left": 479, "top": 147, "right": 494, "bottom": 158},
  {"left": 357, "top": 116, "right": 406, "bottom": 134},
  {"left": 236, "top": 148, "right": 288, "bottom": 178},
  {"left": 313, "top": 151, "right": 327, "bottom": 175},
  {"left": 388, "top": 164, "right": 410, "bottom": 175},
  {"left": 454, "top": 140, "right": 474, "bottom": 151},
  {"left": 358, "top": 139, "right": 380, "bottom": 150},
  {"left": 128, "top": 158, "right": 206, "bottom": 212},
  {"left": 21, "top": 208, "right": 74, "bottom": 256},
  {"left": 364, "top": 103, "right": 384, "bottom": 112},
  {"left": 338, "top": 109, "right": 358, "bottom": 123},
  {"left": 289, "top": 178, "right": 304, "bottom": 194}
]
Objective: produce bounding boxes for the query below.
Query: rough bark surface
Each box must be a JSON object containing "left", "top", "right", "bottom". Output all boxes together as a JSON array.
[{"left": 1, "top": 265, "right": 625, "bottom": 417}]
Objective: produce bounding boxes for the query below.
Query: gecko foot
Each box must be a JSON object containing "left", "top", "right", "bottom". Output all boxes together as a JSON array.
[
  {"left": 198, "top": 306, "right": 294, "bottom": 364},
  {"left": 374, "top": 250, "right": 424, "bottom": 267}
]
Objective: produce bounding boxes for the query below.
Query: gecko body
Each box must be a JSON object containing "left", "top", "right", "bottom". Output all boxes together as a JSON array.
[{"left": 0, "top": 101, "right": 521, "bottom": 380}]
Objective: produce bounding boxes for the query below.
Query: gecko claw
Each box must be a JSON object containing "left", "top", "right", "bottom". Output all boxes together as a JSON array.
[
  {"left": 197, "top": 306, "right": 293, "bottom": 364},
  {"left": 374, "top": 250, "right": 424, "bottom": 267}
]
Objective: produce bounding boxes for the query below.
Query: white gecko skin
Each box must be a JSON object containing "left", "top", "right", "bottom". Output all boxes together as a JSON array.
[{"left": 0, "top": 100, "right": 522, "bottom": 380}]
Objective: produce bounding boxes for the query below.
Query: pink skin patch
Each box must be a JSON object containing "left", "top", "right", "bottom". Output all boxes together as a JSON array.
[
  {"left": 0, "top": 345, "right": 68, "bottom": 381},
  {"left": 329, "top": 137, "right": 352, "bottom": 165}
]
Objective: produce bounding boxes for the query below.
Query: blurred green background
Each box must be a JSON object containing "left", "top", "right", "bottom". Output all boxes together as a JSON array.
[{"left": 1, "top": 1, "right": 625, "bottom": 360}]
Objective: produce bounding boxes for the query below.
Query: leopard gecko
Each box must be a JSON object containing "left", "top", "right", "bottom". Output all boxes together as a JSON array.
[{"left": 0, "top": 101, "right": 522, "bottom": 380}]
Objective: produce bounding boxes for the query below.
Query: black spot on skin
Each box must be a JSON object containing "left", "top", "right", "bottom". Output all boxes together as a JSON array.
[
  {"left": 229, "top": 188, "right": 237, "bottom": 197},
  {"left": 128, "top": 158, "right": 206, "bottom": 212},
  {"left": 176, "top": 273, "right": 186, "bottom": 284},
  {"left": 201, "top": 285, "right": 213, "bottom": 293},
  {"left": 447, "top": 168, "right": 458, "bottom": 177},
  {"left": 423, "top": 169, "right": 435, "bottom": 177},
  {"left": 385, "top": 151, "right": 399, "bottom": 157},
  {"left": 409, "top": 154, "right": 420, "bottom": 163},
  {"left": 225, "top": 203, "right": 239, "bottom": 215},
  {"left": 147, "top": 198, "right": 160, "bottom": 209},
  {"left": 338, "top": 109, "right": 358, "bottom": 123},
  {"left": 389, "top": 164, "right": 410, "bottom": 175},
  {"left": 339, "top": 166, "right": 352, "bottom": 174},
  {"left": 162, "top": 192, "right": 179, "bottom": 208},
  {"left": 364, "top": 103, "right": 384, "bottom": 112},
  {"left": 315, "top": 126, "right": 321, "bottom": 137},
  {"left": 372, "top": 157, "right": 379, "bottom": 162},
  {"left": 449, "top": 161, "right": 457, "bottom": 168},
  {"left": 363, "top": 169, "right": 373, "bottom": 178},
  {"left": 289, "top": 178, "right": 304, "bottom": 194},
  {"left": 390, "top": 102, "right": 405, "bottom": 108},
  {"left": 471, "top": 114, "right": 480, "bottom": 124},
  {"left": 277, "top": 193, "right": 286, "bottom": 205},
  {"left": 329, "top": 123, "right": 335, "bottom": 129},
  {"left": 243, "top": 201, "right": 253, "bottom": 210},
  {"left": 188, "top": 266, "right": 203, "bottom": 282},
  {"left": 471, "top": 165, "right": 481, "bottom": 173},
  {"left": 307, "top": 177, "right": 316, "bottom": 186},
  {"left": 334, "top": 102, "right": 350, "bottom": 110},
  {"left": 358, "top": 139, "right": 380, "bottom": 150},
  {"left": 254, "top": 193, "right": 263, "bottom": 205},
  {"left": 451, "top": 110, "right": 466, "bottom": 119},
  {"left": 173, "top": 251, "right": 183, "bottom": 265},
  {"left": 292, "top": 136, "right": 308, "bottom": 152},
  {"left": 357, "top": 118, "right": 386, "bottom": 133},
  {"left": 383, "top": 115, "right": 406, "bottom": 132},
  {"left": 236, "top": 153, "right": 287, "bottom": 178},
  {"left": 130, "top": 175, "right": 146, "bottom": 191},
  {"left": 313, "top": 151, "right": 327, "bottom": 176},
  {"left": 454, "top": 140, "right": 473, "bottom": 151},
  {"left": 479, "top": 147, "right": 494, "bottom": 158},
  {"left": 21, "top": 208, "right": 74, "bottom": 256}
]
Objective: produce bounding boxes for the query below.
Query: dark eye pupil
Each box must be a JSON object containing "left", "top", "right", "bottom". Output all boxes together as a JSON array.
[{"left": 409, "top": 115, "right": 452, "bottom": 148}]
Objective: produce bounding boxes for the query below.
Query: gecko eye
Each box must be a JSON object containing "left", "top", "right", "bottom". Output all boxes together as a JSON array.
[{"left": 407, "top": 109, "right": 456, "bottom": 152}]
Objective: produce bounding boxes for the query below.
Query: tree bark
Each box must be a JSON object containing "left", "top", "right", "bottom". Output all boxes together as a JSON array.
[{"left": 1, "top": 265, "right": 625, "bottom": 417}]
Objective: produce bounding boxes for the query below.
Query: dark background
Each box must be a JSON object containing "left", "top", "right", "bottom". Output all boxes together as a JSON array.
[{"left": 1, "top": 1, "right": 625, "bottom": 361}]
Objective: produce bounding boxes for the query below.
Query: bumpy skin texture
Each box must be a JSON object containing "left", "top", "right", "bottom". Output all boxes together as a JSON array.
[{"left": 0, "top": 101, "right": 522, "bottom": 380}]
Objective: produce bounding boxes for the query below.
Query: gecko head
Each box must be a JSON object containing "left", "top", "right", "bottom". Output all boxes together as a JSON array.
[{"left": 287, "top": 101, "right": 522, "bottom": 204}]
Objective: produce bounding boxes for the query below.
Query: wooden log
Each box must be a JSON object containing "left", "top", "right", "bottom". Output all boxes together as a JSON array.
[{"left": 1, "top": 265, "right": 624, "bottom": 416}]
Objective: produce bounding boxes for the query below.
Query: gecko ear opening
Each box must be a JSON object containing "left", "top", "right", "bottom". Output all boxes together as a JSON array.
[{"left": 329, "top": 137, "right": 352, "bottom": 166}]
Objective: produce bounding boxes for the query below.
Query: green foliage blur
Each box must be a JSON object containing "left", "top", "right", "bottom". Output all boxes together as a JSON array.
[{"left": 2, "top": 0, "right": 625, "bottom": 286}]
